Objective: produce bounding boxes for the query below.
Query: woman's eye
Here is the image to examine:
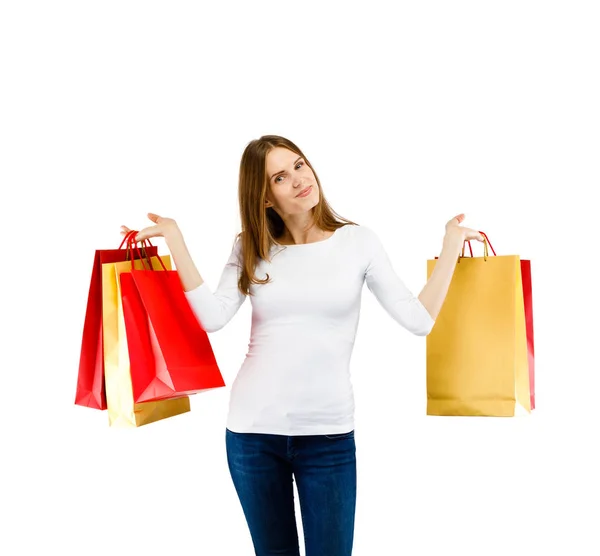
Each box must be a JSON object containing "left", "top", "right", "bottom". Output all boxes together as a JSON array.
[{"left": 275, "top": 162, "right": 304, "bottom": 183}]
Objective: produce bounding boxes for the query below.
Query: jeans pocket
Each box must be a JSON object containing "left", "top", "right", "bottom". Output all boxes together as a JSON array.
[{"left": 324, "top": 430, "right": 355, "bottom": 440}]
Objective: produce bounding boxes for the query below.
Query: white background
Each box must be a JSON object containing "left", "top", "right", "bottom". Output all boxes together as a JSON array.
[{"left": 2, "top": 1, "right": 599, "bottom": 555}]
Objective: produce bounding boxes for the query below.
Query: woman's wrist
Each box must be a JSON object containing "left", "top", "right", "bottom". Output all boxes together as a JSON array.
[
  {"left": 163, "top": 223, "right": 183, "bottom": 246},
  {"left": 441, "top": 229, "right": 463, "bottom": 257}
]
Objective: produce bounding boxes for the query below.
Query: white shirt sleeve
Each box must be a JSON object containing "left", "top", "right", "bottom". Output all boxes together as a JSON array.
[
  {"left": 362, "top": 226, "right": 435, "bottom": 336},
  {"left": 184, "top": 237, "right": 247, "bottom": 333}
]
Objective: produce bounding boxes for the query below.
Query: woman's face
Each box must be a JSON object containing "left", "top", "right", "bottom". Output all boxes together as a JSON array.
[{"left": 265, "top": 147, "right": 319, "bottom": 216}]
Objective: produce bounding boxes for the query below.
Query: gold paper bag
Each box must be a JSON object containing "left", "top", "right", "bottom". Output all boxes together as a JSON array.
[
  {"left": 426, "top": 239, "right": 530, "bottom": 416},
  {"left": 102, "top": 254, "right": 190, "bottom": 427}
]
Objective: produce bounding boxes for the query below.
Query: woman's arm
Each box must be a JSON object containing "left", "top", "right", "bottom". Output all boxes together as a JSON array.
[
  {"left": 418, "top": 214, "right": 484, "bottom": 321},
  {"left": 362, "top": 226, "right": 435, "bottom": 336},
  {"left": 417, "top": 233, "right": 462, "bottom": 320},
  {"left": 164, "top": 226, "right": 204, "bottom": 293},
  {"left": 122, "top": 213, "right": 246, "bottom": 332},
  {"left": 123, "top": 212, "right": 204, "bottom": 292}
]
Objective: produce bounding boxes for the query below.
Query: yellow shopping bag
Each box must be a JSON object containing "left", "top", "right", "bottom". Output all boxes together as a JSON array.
[
  {"left": 102, "top": 251, "right": 190, "bottom": 427},
  {"left": 426, "top": 234, "right": 531, "bottom": 416}
]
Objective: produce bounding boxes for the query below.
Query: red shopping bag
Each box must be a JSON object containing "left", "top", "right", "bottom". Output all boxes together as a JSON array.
[
  {"left": 75, "top": 232, "right": 157, "bottom": 409},
  {"left": 520, "top": 259, "right": 535, "bottom": 409},
  {"left": 119, "top": 238, "right": 226, "bottom": 403}
]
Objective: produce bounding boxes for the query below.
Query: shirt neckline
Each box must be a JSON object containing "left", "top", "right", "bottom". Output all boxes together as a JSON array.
[{"left": 273, "top": 226, "right": 343, "bottom": 248}]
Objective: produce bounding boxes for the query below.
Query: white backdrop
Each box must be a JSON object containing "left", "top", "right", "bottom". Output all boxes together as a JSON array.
[{"left": 2, "top": 1, "right": 599, "bottom": 555}]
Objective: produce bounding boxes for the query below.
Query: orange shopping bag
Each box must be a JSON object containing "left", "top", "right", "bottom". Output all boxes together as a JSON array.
[{"left": 426, "top": 233, "right": 534, "bottom": 416}]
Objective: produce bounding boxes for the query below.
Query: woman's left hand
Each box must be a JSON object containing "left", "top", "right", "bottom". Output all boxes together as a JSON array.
[{"left": 444, "top": 213, "right": 484, "bottom": 245}]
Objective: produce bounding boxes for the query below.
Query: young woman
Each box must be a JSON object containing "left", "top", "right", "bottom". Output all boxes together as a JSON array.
[{"left": 121, "top": 134, "right": 484, "bottom": 556}]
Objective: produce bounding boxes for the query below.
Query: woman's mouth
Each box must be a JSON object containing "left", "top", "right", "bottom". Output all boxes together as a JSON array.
[{"left": 296, "top": 186, "right": 312, "bottom": 198}]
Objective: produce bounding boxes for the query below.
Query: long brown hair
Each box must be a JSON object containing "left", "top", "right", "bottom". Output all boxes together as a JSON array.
[{"left": 233, "top": 135, "right": 358, "bottom": 297}]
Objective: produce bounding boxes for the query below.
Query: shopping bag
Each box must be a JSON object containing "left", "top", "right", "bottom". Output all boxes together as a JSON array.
[
  {"left": 75, "top": 232, "right": 159, "bottom": 409},
  {"left": 120, "top": 239, "right": 226, "bottom": 403},
  {"left": 101, "top": 247, "right": 190, "bottom": 427},
  {"left": 426, "top": 233, "right": 532, "bottom": 416},
  {"left": 520, "top": 259, "right": 535, "bottom": 409}
]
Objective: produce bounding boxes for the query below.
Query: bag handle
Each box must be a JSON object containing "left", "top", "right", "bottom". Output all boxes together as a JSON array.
[
  {"left": 119, "top": 230, "right": 137, "bottom": 251},
  {"left": 465, "top": 231, "right": 497, "bottom": 255},
  {"left": 118, "top": 230, "right": 151, "bottom": 263},
  {"left": 481, "top": 231, "right": 497, "bottom": 255},
  {"left": 125, "top": 231, "right": 168, "bottom": 272},
  {"left": 459, "top": 231, "right": 497, "bottom": 262},
  {"left": 121, "top": 231, "right": 150, "bottom": 266},
  {"left": 462, "top": 240, "right": 474, "bottom": 258}
]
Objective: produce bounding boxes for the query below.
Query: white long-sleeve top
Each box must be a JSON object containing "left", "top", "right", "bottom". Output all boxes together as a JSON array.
[{"left": 184, "top": 223, "right": 435, "bottom": 436}]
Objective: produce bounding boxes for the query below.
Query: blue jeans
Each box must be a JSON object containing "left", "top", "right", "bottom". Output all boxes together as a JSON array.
[{"left": 225, "top": 427, "right": 357, "bottom": 556}]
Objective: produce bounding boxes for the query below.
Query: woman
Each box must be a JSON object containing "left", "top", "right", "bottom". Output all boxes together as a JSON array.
[{"left": 121, "top": 135, "right": 484, "bottom": 556}]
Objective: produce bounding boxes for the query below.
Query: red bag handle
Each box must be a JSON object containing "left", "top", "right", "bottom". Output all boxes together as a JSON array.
[
  {"left": 125, "top": 231, "right": 168, "bottom": 272},
  {"left": 120, "top": 231, "right": 147, "bottom": 262},
  {"left": 435, "top": 231, "right": 497, "bottom": 261},
  {"left": 119, "top": 230, "right": 137, "bottom": 250},
  {"left": 463, "top": 240, "right": 474, "bottom": 258},
  {"left": 482, "top": 231, "right": 497, "bottom": 255},
  {"left": 119, "top": 230, "right": 148, "bottom": 265},
  {"left": 462, "top": 231, "right": 497, "bottom": 257},
  {"left": 457, "top": 231, "right": 496, "bottom": 263}
]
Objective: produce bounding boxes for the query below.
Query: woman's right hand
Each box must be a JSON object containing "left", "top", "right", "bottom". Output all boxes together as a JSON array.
[
  {"left": 443, "top": 213, "right": 484, "bottom": 246},
  {"left": 121, "top": 213, "right": 203, "bottom": 293},
  {"left": 120, "top": 212, "right": 181, "bottom": 242}
]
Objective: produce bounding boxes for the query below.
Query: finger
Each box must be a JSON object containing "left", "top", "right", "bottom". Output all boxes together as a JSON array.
[
  {"left": 446, "top": 213, "right": 465, "bottom": 226},
  {"left": 148, "top": 212, "right": 161, "bottom": 223},
  {"left": 467, "top": 229, "right": 484, "bottom": 241},
  {"left": 122, "top": 230, "right": 139, "bottom": 242},
  {"left": 135, "top": 225, "right": 158, "bottom": 242},
  {"left": 470, "top": 228, "right": 484, "bottom": 241}
]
